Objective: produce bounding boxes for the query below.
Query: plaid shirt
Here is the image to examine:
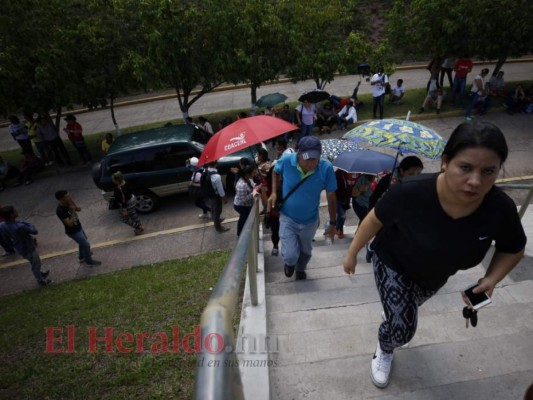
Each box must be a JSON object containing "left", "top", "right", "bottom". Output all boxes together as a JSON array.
[{"left": 233, "top": 178, "right": 255, "bottom": 207}]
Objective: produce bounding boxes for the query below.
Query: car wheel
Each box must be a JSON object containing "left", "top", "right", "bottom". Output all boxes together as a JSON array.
[{"left": 133, "top": 190, "right": 160, "bottom": 213}]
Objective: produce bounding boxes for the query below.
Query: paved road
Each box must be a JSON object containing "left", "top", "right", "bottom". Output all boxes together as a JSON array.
[
  {"left": 1, "top": 60, "right": 532, "bottom": 151},
  {"left": 1, "top": 61, "right": 532, "bottom": 297}
]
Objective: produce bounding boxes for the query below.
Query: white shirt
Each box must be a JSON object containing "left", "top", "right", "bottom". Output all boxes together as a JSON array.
[
  {"left": 371, "top": 73, "right": 389, "bottom": 97},
  {"left": 337, "top": 105, "right": 357, "bottom": 122}
]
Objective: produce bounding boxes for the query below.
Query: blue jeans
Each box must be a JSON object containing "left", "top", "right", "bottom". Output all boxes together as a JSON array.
[
  {"left": 372, "top": 94, "right": 385, "bottom": 119},
  {"left": 452, "top": 77, "right": 467, "bottom": 106},
  {"left": 22, "top": 249, "right": 43, "bottom": 283},
  {"left": 465, "top": 92, "right": 480, "bottom": 118},
  {"left": 279, "top": 214, "right": 318, "bottom": 271},
  {"left": 298, "top": 123, "right": 314, "bottom": 141},
  {"left": 68, "top": 228, "right": 94, "bottom": 264},
  {"left": 337, "top": 116, "right": 354, "bottom": 130},
  {"left": 336, "top": 201, "right": 350, "bottom": 232}
]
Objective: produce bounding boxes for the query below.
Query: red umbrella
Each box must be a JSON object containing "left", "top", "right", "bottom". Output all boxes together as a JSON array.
[{"left": 197, "top": 115, "right": 298, "bottom": 166}]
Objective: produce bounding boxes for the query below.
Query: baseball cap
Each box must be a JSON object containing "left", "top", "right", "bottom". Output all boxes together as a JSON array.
[
  {"left": 189, "top": 157, "right": 199, "bottom": 166},
  {"left": 298, "top": 136, "right": 321, "bottom": 160}
]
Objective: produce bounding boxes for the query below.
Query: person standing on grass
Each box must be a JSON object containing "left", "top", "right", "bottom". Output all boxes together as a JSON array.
[
  {"left": 0, "top": 206, "right": 51, "bottom": 286},
  {"left": 55, "top": 190, "right": 101, "bottom": 267},
  {"left": 63, "top": 114, "right": 93, "bottom": 165}
]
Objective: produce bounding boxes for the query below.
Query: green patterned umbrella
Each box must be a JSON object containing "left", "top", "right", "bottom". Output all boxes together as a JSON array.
[{"left": 342, "top": 119, "right": 446, "bottom": 159}]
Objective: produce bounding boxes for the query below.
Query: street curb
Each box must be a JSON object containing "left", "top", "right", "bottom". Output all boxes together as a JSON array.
[{"left": 2, "top": 58, "right": 531, "bottom": 128}]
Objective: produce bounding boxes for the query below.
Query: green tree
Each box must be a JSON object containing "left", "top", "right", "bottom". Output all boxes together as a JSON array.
[
  {"left": 132, "top": 0, "right": 242, "bottom": 120},
  {"left": 281, "top": 0, "right": 359, "bottom": 89},
  {"left": 231, "top": 1, "right": 288, "bottom": 114},
  {"left": 465, "top": 0, "right": 533, "bottom": 76}
]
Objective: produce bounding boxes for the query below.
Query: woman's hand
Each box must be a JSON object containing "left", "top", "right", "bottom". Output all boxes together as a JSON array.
[
  {"left": 343, "top": 252, "right": 358, "bottom": 275},
  {"left": 460, "top": 277, "right": 496, "bottom": 308}
]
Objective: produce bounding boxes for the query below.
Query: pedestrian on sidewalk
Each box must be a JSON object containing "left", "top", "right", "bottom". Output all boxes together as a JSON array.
[
  {"left": 203, "top": 161, "right": 229, "bottom": 233},
  {"left": 343, "top": 121, "right": 526, "bottom": 389},
  {"left": 63, "top": 114, "right": 93, "bottom": 165},
  {"left": 188, "top": 157, "right": 211, "bottom": 220},
  {"left": 111, "top": 171, "right": 145, "bottom": 236},
  {"left": 0, "top": 206, "right": 51, "bottom": 286},
  {"left": 268, "top": 136, "right": 337, "bottom": 280},
  {"left": 55, "top": 190, "right": 101, "bottom": 267}
]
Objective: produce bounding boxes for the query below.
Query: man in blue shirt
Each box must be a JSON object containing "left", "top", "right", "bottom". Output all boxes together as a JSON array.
[
  {"left": 269, "top": 136, "right": 337, "bottom": 280},
  {"left": 0, "top": 206, "right": 51, "bottom": 286}
]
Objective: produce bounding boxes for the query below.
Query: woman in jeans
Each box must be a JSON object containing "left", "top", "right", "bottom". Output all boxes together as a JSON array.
[{"left": 112, "top": 171, "right": 144, "bottom": 235}]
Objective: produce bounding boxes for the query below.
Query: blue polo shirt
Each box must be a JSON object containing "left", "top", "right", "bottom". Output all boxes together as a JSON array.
[{"left": 274, "top": 153, "right": 337, "bottom": 225}]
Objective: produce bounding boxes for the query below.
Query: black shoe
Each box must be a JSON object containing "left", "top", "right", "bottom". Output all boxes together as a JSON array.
[
  {"left": 38, "top": 278, "right": 52, "bottom": 286},
  {"left": 284, "top": 264, "right": 295, "bottom": 278},
  {"left": 86, "top": 260, "right": 102, "bottom": 267},
  {"left": 41, "top": 270, "right": 50, "bottom": 279},
  {"left": 295, "top": 271, "right": 307, "bottom": 280},
  {"left": 216, "top": 227, "right": 230, "bottom": 233}
]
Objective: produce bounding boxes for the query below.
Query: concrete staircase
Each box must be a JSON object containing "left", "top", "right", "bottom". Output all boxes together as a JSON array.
[{"left": 261, "top": 224, "right": 533, "bottom": 400}]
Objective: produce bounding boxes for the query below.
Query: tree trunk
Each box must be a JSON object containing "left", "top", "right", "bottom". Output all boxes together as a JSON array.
[
  {"left": 492, "top": 56, "right": 507, "bottom": 76},
  {"left": 110, "top": 96, "right": 121, "bottom": 136},
  {"left": 250, "top": 86, "right": 257, "bottom": 116}
]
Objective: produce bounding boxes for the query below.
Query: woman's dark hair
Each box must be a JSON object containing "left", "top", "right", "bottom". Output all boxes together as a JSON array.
[
  {"left": 398, "top": 156, "right": 423, "bottom": 172},
  {"left": 442, "top": 121, "right": 508, "bottom": 165},
  {"left": 240, "top": 165, "right": 255, "bottom": 177},
  {"left": 257, "top": 148, "right": 269, "bottom": 161}
]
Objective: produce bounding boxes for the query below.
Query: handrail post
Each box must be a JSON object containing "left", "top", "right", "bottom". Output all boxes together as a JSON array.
[
  {"left": 247, "top": 201, "right": 259, "bottom": 306},
  {"left": 518, "top": 187, "right": 533, "bottom": 219}
]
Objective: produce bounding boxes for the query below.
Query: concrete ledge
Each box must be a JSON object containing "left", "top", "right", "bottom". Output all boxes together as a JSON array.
[{"left": 238, "top": 224, "right": 271, "bottom": 400}]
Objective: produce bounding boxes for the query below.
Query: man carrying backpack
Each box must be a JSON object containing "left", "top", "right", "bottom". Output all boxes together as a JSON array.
[{"left": 202, "top": 162, "right": 229, "bottom": 233}]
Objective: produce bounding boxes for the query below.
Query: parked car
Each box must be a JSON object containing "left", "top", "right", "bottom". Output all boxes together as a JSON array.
[{"left": 92, "top": 123, "right": 259, "bottom": 213}]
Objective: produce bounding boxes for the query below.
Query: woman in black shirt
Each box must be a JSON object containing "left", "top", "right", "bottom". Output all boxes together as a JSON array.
[{"left": 343, "top": 121, "right": 527, "bottom": 389}]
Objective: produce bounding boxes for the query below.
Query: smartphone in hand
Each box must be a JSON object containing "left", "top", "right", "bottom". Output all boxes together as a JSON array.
[{"left": 463, "top": 283, "right": 492, "bottom": 310}]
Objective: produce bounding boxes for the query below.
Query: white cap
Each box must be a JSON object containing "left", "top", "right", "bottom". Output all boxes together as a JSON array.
[{"left": 189, "top": 157, "right": 199, "bottom": 166}]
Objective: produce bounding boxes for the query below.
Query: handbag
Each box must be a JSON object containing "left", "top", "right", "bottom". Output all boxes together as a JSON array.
[{"left": 275, "top": 175, "right": 311, "bottom": 212}]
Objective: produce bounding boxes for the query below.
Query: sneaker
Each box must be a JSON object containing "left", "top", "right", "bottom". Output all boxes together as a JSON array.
[
  {"left": 216, "top": 227, "right": 230, "bottom": 233},
  {"left": 295, "top": 271, "right": 307, "bottom": 280},
  {"left": 41, "top": 270, "right": 50, "bottom": 279},
  {"left": 284, "top": 264, "right": 295, "bottom": 278},
  {"left": 2, "top": 251, "right": 16, "bottom": 257},
  {"left": 271, "top": 248, "right": 279, "bottom": 256},
  {"left": 199, "top": 213, "right": 210, "bottom": 219},
  {"left": 86, "top": 260, "right": 102, "bottom": 267},
  {"left": 465, "top": 116, "right": 474, "bottom": 121},
  {"left": 38, "top": 279, "right": 52, "bottom": 287},
  {"left": 336, "top": 230, "right": 344, "bottom": 239},
  {"left": 371, "top": 342, "right": 393, "bottom": 388}
]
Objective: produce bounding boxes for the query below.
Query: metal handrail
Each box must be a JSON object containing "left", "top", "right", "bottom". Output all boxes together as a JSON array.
[
  {"left": 496, "top": 183, "right": 533, "bottom": 219},
  {"left": 194, "top": 199, "right": 260, "bottom": 400}
]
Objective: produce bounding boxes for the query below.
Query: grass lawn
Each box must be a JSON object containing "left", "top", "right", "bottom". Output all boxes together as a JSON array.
[{"left": 0, "top": 250, "right": 232, "bottom": 399}]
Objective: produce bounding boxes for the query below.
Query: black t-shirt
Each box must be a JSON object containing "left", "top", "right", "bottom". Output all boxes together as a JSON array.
[
  {"left": 113, "top": 184, "right": 133, "bottom": 208},
  {"left": 56, "top": 204, "right": 82, "bottom": 235},
  {"left": 373, "top": 173, "right": 527, "bottom": 290}
]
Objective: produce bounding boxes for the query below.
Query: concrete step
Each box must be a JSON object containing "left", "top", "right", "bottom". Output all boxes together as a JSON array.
[{"left": 269, "top": 331, "right": 533, "bottom": 400}]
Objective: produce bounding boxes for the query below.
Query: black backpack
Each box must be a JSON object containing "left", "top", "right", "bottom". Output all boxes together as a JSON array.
[{"left": 200, "top": 169, "right": 217, "bottom": 197}]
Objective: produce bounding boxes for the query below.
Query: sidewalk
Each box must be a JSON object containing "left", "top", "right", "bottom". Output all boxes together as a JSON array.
[{"left": 1, "top": 60, "right": 532, "bottom": 151}]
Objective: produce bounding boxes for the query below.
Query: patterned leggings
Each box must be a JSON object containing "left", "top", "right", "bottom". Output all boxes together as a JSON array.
[
  {"left": 121, "top": 197, "right": 142, "bottom": 230},
  {"left": 373, "top": 255, "right": 438, "bottom": 353}
]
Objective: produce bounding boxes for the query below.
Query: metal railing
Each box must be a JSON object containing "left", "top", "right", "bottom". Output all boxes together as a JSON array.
[
  {"left": 194, "top": 199, "right": 260, "bottom": 400},
  {"left": 496, "top": 182, "right": 533, "bottom": 219}
]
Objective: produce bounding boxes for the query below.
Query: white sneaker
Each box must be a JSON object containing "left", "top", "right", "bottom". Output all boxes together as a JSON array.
[
  {"left": 271, "top": 248, "right": 279, "bottom": 256},
  {"left": 381, "top": 311, "right": 409, "bottom": 348},
  {"left": 371, "top": 342, "right": 393, "bottom": 388},
  {"left": 198, "top": 213, "right": 209, "bottom": 219}
]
